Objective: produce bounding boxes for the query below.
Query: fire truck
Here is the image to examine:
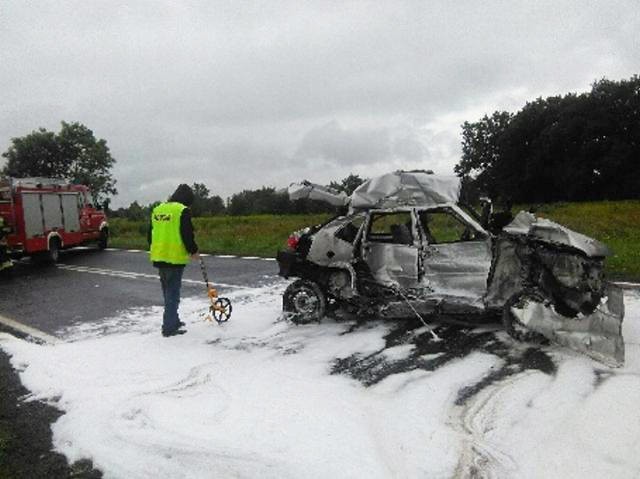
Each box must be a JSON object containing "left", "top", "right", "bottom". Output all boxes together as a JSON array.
[{"left": 0, "top": 177, "right": 109, "bottom": 263}]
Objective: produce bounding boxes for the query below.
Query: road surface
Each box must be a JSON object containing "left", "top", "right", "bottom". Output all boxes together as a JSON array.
[{"left": 0, "top": 247, "right": 280, "bottom": 336}]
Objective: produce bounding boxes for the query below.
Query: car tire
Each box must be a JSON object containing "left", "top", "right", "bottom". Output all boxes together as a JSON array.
[{"left": 283, "top": 279, "right": 327, "bottom": 324}]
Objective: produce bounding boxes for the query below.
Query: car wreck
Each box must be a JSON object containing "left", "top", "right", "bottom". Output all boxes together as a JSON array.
[{"left": 276, "top": 170, "right": 625, "bottom": 366}]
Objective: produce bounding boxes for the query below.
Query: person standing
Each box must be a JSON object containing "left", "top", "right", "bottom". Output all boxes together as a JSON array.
[{"left": 148, "top": 184, "right": 199, "bottom": 337}]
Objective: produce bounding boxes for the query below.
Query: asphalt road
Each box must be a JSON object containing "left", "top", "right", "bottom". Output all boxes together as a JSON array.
[{"left": 0, "top": 247, "right": 280, "bottom": 336}]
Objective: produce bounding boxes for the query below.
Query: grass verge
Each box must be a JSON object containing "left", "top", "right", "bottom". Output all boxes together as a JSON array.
[
  {"left": 109, "top": 214, "right": 331, "bottom": 258},
  {"left": 524, "top": 200, "right": 640, "bottom": 281},
  {"left": 109, "top": 201, "right": 640, "bottom": 281}
]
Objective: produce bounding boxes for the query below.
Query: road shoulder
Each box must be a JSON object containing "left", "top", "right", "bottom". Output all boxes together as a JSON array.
[{"left": 0, "top": 337, "right": 102, "bottom": 478}]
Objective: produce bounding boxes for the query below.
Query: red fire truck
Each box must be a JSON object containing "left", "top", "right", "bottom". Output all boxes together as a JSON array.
[{"left": 0, "top": 177, "right": 109, "bottom": 263}]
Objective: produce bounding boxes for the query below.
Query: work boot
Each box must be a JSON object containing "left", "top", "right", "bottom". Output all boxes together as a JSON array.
[{"left": 162, "top": 328, "right": 186, "bottom": 337}]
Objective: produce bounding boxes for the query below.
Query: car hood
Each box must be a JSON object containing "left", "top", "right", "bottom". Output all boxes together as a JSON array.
[{"left": 503, "top": 211, "right": 611, "bottom": 257}]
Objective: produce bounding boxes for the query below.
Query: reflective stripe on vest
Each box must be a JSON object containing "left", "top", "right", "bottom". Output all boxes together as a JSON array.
[{"left": 149, "top": 202, "right": 190, "bottom": 265}]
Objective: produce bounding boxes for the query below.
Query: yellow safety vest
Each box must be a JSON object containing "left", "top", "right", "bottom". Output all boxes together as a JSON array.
[{"left": 149, "top": 202, "right": 190, "bottom": 265}]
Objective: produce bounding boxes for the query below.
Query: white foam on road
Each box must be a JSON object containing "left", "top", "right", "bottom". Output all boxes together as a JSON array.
[{"left": 1, "top": 289, "right": 639, "bottom": 478}]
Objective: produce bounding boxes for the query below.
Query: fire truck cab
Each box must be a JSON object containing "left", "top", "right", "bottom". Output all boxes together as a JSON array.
[{"left": 0, "top": 177, "right": 109, "bottom": 263}]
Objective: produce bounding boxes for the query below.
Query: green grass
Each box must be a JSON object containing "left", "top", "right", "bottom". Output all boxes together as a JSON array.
[
  {"left": 109, "top": 201, "right": 640, "bottom": 281},
  {"left": 109, "top": 214, "right": 331, "bottom": 258}
]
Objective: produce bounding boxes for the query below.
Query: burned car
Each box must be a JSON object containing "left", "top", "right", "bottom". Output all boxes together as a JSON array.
[{"left": 277, "top": 171, "right": 625, "bottom": 366}]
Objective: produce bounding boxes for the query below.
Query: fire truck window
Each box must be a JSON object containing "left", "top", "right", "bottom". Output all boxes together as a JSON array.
[
  {"left": 368, "top": 212, "right": 413, "bottom": 245},
  {"left": 419, "top": 210, "right": 478, "bottom": 244}
]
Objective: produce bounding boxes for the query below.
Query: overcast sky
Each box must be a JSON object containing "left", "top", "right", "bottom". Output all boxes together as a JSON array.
[{"left": 1, "top": 1, "right": 638, "bottom": 207}]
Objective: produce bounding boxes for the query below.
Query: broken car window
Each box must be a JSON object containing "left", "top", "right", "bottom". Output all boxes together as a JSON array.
[
  {"left": 335, "top": 215, "right": 365, "bottom": 243},
  {"left": 419, "top": 210, "right": 479, "bottom": 244},
  {"left": 368, "top": 212, "right": 413, "bottom": 245}
]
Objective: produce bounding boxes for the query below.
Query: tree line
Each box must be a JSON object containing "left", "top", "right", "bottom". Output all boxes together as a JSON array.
[
  {"left": 4, "top": 75, "right": 638, "bottom": 214},
  {"left": 456, "top": 75, "right": 640, "bottom": 205},
  {"left": 110, "top": 174, "right": 365, "bottom": 219},
  {"left": 0, "top": 121, "right": 364, "bottom": 218}
]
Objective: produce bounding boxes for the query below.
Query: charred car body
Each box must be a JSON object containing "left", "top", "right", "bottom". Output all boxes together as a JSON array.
[{"left": 277, "top": 171, "right": 625, "bottom": 366}]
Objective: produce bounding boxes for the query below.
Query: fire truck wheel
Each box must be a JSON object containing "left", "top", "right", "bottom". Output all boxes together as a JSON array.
[
  {"left": 98, "top": 229, "right": 108, "bottom": 250},
  {"left": 37, "top": 238, "right": 61, "bottom": 264}
]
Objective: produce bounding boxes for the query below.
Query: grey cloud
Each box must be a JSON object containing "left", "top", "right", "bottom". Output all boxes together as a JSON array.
[
  {"left": 1, "top": 0, "right": 639, "bottom": 207},
  {"left": 295, "top": 120, "right": 438, "bottom": 170},
  {"left": 295, "top": 121, "right": 391, "bottom": 166}
]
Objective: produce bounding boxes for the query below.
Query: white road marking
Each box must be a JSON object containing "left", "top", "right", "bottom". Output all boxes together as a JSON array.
[
  {"left": 614, "top": 281, "right": 640, "bottom": 289},
  {"left": 99, "top": 246, "right": 278, "bottom": 262},
  {"left": 56, "top": 264, "right": 255, "bottom": 289},
  {"left": 102, "top": 248, "right": 278, "bottom": 262},
  {"left": 0, "top": 314, "right": 58, "bottom": 344}
]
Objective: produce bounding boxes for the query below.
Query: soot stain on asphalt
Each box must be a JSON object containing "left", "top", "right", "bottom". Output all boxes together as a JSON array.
[{"left": 330, "top": 318, "right": 557, "bottom": 403}]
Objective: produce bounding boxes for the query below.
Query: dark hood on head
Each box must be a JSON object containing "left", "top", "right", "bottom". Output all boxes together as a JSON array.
[{"left": 170, "top": 184, "right": 194, "bottom": 207}]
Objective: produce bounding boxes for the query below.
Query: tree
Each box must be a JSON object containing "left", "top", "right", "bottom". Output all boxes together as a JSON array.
[
  {"left": 228, "top": 187, "right": 290, "bottom": 215},
  {"left": 2, "top": 121, "right": 117, "bottom": 202},
  {"left": 1, "top": 128, "right": 64, "bottom": 178},
  {"left": 455, "top": 75, "right": 640, "bottom": 203},
  {"left": 328, "top": 173, "right": 366, "bottom": 195},
  {"left": 190, "top": 182, "right": 226, "bottom": 216},
  {"left": 455, "top": 111, "right": 512, "bottom": 202}
]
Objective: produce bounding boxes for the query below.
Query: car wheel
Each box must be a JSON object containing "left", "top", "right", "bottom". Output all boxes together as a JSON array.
[{"left": 283, "top": 279, "right": 327, "bottom": 324}]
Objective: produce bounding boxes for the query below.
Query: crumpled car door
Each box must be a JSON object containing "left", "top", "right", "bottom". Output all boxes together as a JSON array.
[
  {"left": 361, "top": 211, "right": 419, "bottom": 289},
  {"left": 418, "top": 208, "right": 492, "bottom": 307}
]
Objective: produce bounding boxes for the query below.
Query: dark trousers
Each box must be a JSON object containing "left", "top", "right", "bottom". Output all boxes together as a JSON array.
[{"left": 158, "top": 266, "right": 185, "bottom": 333}]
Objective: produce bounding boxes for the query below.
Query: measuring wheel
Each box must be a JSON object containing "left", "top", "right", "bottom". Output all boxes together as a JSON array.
[{"left": 211, "top": 297, "right": 232, "bottom": 323}]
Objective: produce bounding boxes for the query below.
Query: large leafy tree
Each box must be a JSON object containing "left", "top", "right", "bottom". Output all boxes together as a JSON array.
[
  {"left": 456, "top": 111, "right": 512, "bottom": 202},
  {"left": 456, "top": 75, "right": 640, "bottom": 203},
  {"left": 2, "top": 121, "right": 117, "bottom": 202}
]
